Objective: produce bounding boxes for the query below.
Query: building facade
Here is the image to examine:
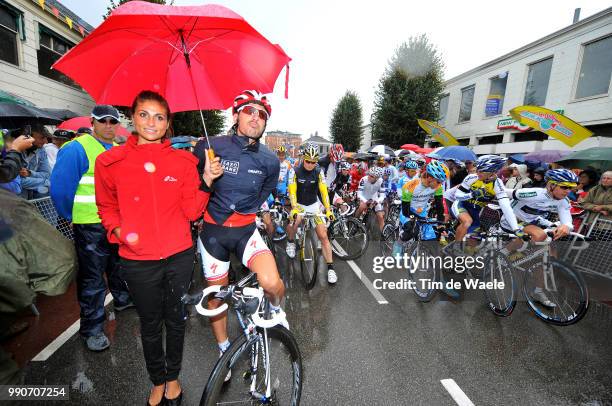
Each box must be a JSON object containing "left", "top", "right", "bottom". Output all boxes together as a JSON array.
[
  {"left": 303, "top": 134, "right": 332, "bottom": 156},
  {"left": 264, "top": 130, "right": 302, "bottom": 158},
  {"left": 435, "top": 7, "right": 612, "bottom": 155},
  {"left": 0, "top": 0, "right": 94, "bottom": 115}
]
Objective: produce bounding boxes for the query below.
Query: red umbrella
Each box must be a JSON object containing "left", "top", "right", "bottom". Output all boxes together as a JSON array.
[
  {"left": 53, "top": 1, "right": 291, "bottom": 114},
  {"left": 415, "top": 147, "right": 434, "bottom": 154},
  {"left": 58, "top": 116, "right": 131, "bottom": 138},
  {"left": 400, "top": 144, "right": 421, "bottom": 151}
]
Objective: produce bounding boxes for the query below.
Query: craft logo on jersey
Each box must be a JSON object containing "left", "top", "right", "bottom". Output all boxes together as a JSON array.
[
  {"left": 221, "top": 159, "right": 240, "bottom": 175},
  {"left": 521, "top": 111, "right": 573, "bottom": 138},
  {"left": 248, "top": 169, "right": 263, "bottom": 175}
]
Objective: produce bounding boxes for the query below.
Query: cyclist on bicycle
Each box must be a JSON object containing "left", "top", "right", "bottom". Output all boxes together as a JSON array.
[
  {"left": 330, "top": 161, "right": 352, "bottom": 208},
  {"left": 285, "top": 143, "right": 337, "bottom": 283},
  {"left": 399, "top": 161, "right": 448, "bottom": 242},
  {"left": 319, "top": 143, "right": 345, "bottom": 190},
  {"left": 193, "top": 90, "right": 285, "bottom": 369},
  {"left": 452, "top": 154, "right": 521, "bottom": 243},
  {"left": 276, "top": 145, "right": 292, "bottom": 200},
  {"left": 355, "top": 166, "right": 386, "bottom": 234},
  {"left": 396, "top": 161, "right": 419, "bottom": 196},
  {"left": 499, "top": 169, "right": 579, "bottom": 307}
]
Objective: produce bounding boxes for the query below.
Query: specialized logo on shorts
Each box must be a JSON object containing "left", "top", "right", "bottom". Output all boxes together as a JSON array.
[
  {"left": 210, "top": 263, "right": 218, "bottom": 273},
  {"left": 250, "top": 240, "right": 257, "bottom": 248},
  {"left": 221, "top": 159, "right": 240, "bottom": 175}
]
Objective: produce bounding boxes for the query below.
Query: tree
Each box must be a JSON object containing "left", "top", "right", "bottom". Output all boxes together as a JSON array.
[
  {"left": 105, "top": 0, "right": 173, "bottom": 19},
  {"left": 371, "top": 34, "right": 445, "bottom": 149},
  {"left": 330, "top": 91, "right": 363, "bottom": 151},
  {"left": 171, "top": 110, "right": 226, "bottom": 137}
]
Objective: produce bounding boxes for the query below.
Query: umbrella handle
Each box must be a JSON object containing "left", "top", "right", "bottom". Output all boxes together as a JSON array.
[{"left": 207, "top": 148, "right": 215, "bottom": 160}]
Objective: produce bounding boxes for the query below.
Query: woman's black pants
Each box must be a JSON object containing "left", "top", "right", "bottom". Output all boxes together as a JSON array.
[{"left": 121, "top": 248, "right": 193, "bottom": 385}]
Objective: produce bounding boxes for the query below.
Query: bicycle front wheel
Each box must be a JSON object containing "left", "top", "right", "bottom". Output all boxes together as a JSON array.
[
  {"left": 523, "top": 259, "right": 589, "bottom": 326},
  {"left": 407, "top": 241, "right": 438, "bottom": 302},
  {"left": 201, "top": 326, "right": 303, "bottom": 406},
  {"left": 380, "top": 223, "right": 398, "bottom": 258},
  {"left": 481, "top": 252, "right": 517, "bottom": 316},
  {"left": 330, "top": 217, "right": 369, "bottom": 260},
  {"left": 299, "top": 229, "right": 318, "bottom": 290}
]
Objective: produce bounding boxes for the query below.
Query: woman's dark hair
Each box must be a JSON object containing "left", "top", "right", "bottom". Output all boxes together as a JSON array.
[{"left": 130, "top": 90, "right": 172, "bottom": 119}]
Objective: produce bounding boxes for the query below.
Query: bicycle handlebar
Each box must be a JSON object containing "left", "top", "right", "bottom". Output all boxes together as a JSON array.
[{"left": 182, "top": 285, "right": 287, "bottom": 329}]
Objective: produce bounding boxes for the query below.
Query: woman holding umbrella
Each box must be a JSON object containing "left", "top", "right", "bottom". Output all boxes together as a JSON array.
[{"left": 95, "top": 90, "right": 222, "bottom": 406}]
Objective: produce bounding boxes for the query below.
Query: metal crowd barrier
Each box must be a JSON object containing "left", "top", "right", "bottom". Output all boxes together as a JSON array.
[
  {"left": 29, "top": 196, "right": 74, "bottom": 241},
  {"left": 569, "top": 213, "right": 612, "bottom": 280}
]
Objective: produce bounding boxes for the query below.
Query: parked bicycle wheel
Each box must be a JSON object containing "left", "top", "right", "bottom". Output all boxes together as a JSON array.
[
  {"left": 299, "top": 229, "right": 318, "bottom": 290},
  {"left": 201, "top": 325, "right": 303, "bottom": 406},
  {"left": 481, "top": 251, "right": 517, "bottom": 316},
  {"left": 380, "top": 223, "right": 398, "bottom": 258},
  {"left": 407, "top": 241, "right": 438, "bottom": 302},
  {"left": 522, "top": 259, "right": 589, "bottom": 326},
  {"left": 329, "top": 217, "right": 369, "bottom": 260}
]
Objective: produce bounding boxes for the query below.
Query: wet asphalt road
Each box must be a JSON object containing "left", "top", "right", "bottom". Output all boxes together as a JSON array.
[{"left": 22, "top": 240, "right": 612, "bottom": 406}]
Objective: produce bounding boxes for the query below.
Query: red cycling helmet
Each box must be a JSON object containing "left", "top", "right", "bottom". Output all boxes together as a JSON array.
[
  {"left": 233, "top": 90, "right": 272, "bottom": 117},
  {"left": 329, "top": 144, "right": 344, "bottom": 162}
]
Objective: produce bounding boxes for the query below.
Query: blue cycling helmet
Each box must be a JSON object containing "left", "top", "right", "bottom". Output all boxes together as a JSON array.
[
  {"left": 476, "top": 154, "right": 506, "bottom": 173},
  {"left": 544, "top": 169, "right": 579, "bottom": 185},
  {"left": 383, "top": 167, "right": 393, "bottom": 177},
  {"left": 404, "top": 161, "right": 418, "bottom": 170},
  {"left": 426, "top": 161, "right": 449, "bottom": 182},
  {"left": 338, "top": 161, "right": 351, "bottom": 171}
]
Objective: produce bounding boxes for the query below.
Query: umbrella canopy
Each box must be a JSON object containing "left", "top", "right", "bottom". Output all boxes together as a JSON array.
[
  {"left": 0, "top": 90, "right": 35, "bottom": 106},
  {"left": 415, "top": 147, "right": 434, "bottom": 154},
  {"left": 509, "top": 154, "right": 525, "bottom": 164},
  {"left": 58, "top": 116, "right": 132, "bottom": 138},
  {"left": 555, "top": 147, "right": 612, "bottom": 171},
  {"left": 400, "top": 143, "right": 420, "bottom": 151},
  {"left": 0, "top": 102, "right": 63, "bottom": 126},
  {"left": 397, "top": 149, "right": 415, "bottom": 157},
  {"left": 41, "top": 108, "right": 80, "bottom": 121},
  {"left": 434, "top": 146, "right": 477, "bottom": 162},
  {"left": 53, "top": 2, "right": 291, "bottom": 112},
  {"left": 367, "top": 145, "right": 396, "bottom": 156},
  {"left": 353, "top": 152, "right": 376, "bottom": 161},
  {"left": 524, "top": 150, "right": 571, "bottom": 163}
]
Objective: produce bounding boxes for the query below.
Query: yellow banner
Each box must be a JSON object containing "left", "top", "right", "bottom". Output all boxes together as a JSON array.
[
  {"left": 509, "top": 106, "right": 593, "bottom": 147},
  {"left": 38, "top": 0, "right": 45, "bottom": 10},
  {"left": 65, "top": 17, "right": 73, "bottom": 30},
  {"left": 417, "top": 119, "right": 459, "bottom": 146}
]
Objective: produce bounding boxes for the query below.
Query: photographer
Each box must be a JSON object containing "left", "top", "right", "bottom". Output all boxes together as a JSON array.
[
  {"left": 0, "top": 129, "right": 34, "bottom": 184},
  {"left": 17, "top": 125, "right": 51, "bottom": 200}
]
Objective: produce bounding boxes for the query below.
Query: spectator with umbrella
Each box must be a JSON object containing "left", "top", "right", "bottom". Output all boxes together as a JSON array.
[{"left": 0, "top": 130, "right": 33, "bottom": 184}]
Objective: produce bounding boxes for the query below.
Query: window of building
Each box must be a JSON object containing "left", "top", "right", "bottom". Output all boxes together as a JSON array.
[
  {"left": 458, "top": 85, "right": 475, "bottom": 123},
  {"left": 0, "top": 2, "right": 25, "bottom": 66},
  {"left": 438, "top": 94, "right": 449, "bottom": 126},
  {"left": 575, "top": 35, "right": 612, "bottom": 99},
  {"left": 478, "top": 134, "right": 504, "bottom": 145},
  {"left": 523, "top": 57, "right": 553, "bottom": 106},
  {"left": 37, "top": 25, "right": 79, "bottom": 88},
  {"left": 514, "top": 131, "right": 548, "bottom": 142},
  {"left": 485, "top": 73, "right": 508, "bottom": 117}
]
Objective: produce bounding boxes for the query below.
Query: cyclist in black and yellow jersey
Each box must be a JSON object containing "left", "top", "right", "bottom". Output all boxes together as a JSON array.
[{"left": 285, "top": 143, "right": 337, "bottom": 283}]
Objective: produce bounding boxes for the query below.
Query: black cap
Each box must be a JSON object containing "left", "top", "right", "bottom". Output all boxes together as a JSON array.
[
  {"left": 91, "top": 105, "right": 120, "bottom": 120},
  {"left": 76, "top": 127, "right": 92, "bottom": 135},
  {"left": 53, "top": 129, "right": 75, "bottom": 139}
]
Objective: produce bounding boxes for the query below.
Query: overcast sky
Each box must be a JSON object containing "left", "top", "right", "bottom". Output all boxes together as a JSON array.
[{"left": 60, "top": 0, "right": 610, "bottom": 140}]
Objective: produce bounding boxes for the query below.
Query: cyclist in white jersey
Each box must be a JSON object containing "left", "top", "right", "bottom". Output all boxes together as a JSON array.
[
  {"left": 501, "top": 169, "right": 579, "bottom": 307},
  {"left": 355, "top": 166, "right": 386, "bottom": 233}
]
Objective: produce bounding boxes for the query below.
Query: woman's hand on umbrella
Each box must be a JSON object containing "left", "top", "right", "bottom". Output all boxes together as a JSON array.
[{"left": 203, "top": 149, "right": 223, "bottom": 186}]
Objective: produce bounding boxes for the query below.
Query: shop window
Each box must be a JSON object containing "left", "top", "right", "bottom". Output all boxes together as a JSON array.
[
  {"left": 524, "top": 57, "right": 553, "bottom": 106},
  {"left": 478, "top": 135, "right": 503, "bottom": 145},
  {"left": 575, "top": 35, "right": 612, "bottom": 99}
]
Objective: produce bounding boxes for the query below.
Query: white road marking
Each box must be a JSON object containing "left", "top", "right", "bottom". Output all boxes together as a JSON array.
[
  {"left": 331, "top": 240, "right": 388, "bottom": 304},
  {"left": 32, "top": 293, "right": 113, "bottom": 361},
  {"left": 441, "top": 379, "right": 475, "bottom": 406}
]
